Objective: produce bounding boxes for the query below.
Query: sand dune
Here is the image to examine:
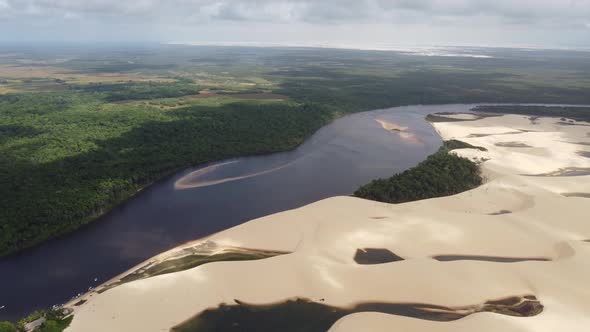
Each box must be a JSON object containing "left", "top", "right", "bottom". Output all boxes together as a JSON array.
[{"left": 66, "top": 114, "right": 590, "bottom": 332}]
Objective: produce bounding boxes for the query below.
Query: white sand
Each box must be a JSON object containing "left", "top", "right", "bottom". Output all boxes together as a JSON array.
[{"left": 66, "top": 114, "right": 590, "bottom": 332}]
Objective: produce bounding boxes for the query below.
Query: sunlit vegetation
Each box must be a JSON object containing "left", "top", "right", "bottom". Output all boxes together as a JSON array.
[
  {"left": 0, "top": 310, "right": 72, "bottom": 332},
  {"left": 0, "top": 90, "right": 333, "bottom": 256},
  {"left": 2, "top": 45, "right": 590, "bottom": 255},
  {"left": 36, "top": 317, "right": 72, "bottom": 332},
  {"left": 0, "top": 322, "right": 16, "bottom": 332},
  {"left": 71, "top": 82, "right": 200, "bottom": 102},
  {"left": 353, "top": 144, "right": 482, "bottom": 203}
]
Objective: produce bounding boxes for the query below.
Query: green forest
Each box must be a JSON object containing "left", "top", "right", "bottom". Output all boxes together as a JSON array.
[
  {"left": 2, "top": 45, "right": 590, "bottom": 256},
  {"left": 0, "top": 309, "right": 72, "bottom": 332},
  {"left": 0, "top": 90, "right": 334, "bottom": 255},
  {"left": 353, "top": 142, "right": 483, "bottom": 203}
]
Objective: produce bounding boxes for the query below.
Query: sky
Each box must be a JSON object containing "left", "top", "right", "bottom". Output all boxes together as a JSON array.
[{"left": 1, "top": 0, "right": 589, "bottom": 49}]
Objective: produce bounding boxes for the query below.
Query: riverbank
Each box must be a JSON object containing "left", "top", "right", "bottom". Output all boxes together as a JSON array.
[
  {"left": 0, "top": 96, "right": 337, "bottom": 257},
  {"left": 64, "top": 112, "right": 590, "bottom": 331},
  {"left": 1, "top": 104, "right": 445, "bottom": 321}
]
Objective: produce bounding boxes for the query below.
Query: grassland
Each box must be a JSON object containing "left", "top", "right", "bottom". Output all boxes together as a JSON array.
[{"left": 2, "top": 45, "right": 590, "bottom": 256}]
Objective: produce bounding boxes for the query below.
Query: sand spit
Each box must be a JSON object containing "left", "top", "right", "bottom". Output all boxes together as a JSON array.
[
  {"left": 175, "top": 159, "right": 296, "bottom": 190},
  {"left": 375, "top": 119, "right": 408, "bottom": 132},
  {"left": 376, "top": 119, "right": 421, "bottom": 144},
  {"left": 66, "top": 114, "right": 590, "bottom": 332}
]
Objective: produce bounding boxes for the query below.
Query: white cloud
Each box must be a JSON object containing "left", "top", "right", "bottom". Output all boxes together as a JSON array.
[
  {"left": 2, "top": 0, "right": 589, "bottom": 24},
  {"left": 0, "top": 0, "right": 589, "bottom": 47}
]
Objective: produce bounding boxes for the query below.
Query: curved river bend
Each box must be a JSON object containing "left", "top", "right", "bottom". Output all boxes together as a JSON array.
[{"left": 0, "top": 104, "right": 483, "bottom": 321}]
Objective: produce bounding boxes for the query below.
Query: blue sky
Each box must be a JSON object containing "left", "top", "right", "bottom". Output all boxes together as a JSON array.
[{"left": 1, "top": 0, "right": 589, "bottom": 48}]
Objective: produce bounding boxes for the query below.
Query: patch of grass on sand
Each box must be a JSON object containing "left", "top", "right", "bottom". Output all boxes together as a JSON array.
[
  {"left": 94, "top": 249, "right": 287, "bottom": 295},
  {"left": 120, "top": 250, "right": 286, "bottom": 283},
  {"left": 5, "top": 310, "right": 73, "bottom": 332},
  {"left": 444, "top": 139, "right": 488, "bottom": 151},
  {"left": 37, "top": 316, "right": 73, "bottom": 332}
]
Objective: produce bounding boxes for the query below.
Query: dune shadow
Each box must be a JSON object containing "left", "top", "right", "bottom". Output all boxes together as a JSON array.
[
  {"left": 354, "top": 248, "right": 404, "bottom": 264},
  {"left": 171, "top": 296, "right": 543, "bottom": 332},
  {"left": 562, "top": 193, "right": 590, "bottom": 198},
  {"left": 525, "top": 167, "right": 590, "bottom": 177},
  {"left": 495, "top": 142, "right": 532, "bottom": 148},
  {"left": 433, "top": 255, "right": 550, "bottom": 263},
  {"left": 467, "top": 131, "right": 524, "bottom": 138},
  {"left": 488, "top": 210, "right": 512, "bottom": 215}
]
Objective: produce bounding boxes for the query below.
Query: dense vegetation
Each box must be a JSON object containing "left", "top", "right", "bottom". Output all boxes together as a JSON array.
[
  {"left": 0, "top": 310, "right": 71, "bottom": 332},
  {"left": 353, "top": 143, "right": 483, "bottom": 203},
  {"left": 2, "top": 45, "right": 590, "bottom": 256},
  {"left": 474, "top": 105, "right": 590, "bottom": 122},
  {"left": 72, "top": 82, "right": 200, "bottom": 102},
  {"left": 0, "top": 91, "right": 333, "bottom": 255},
  {"left": 0, "top": 322, "right": 16, "bottom": 332}
]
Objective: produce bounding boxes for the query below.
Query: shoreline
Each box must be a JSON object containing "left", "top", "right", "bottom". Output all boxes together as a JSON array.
[
  {"left": 0, "top": 111, "right": 340, "bottom": 259},
  {"left": 4, "top": 102, "right": 589, "bottom": 259},
  {"left": 64, "top": 110, "right": 590, "bottom": 332},
  {"left": 60, "top": 110, "right": 481, "bottom": 310},
  {"left": 4, "top": 103, "right": 589, "bottom": 325}
]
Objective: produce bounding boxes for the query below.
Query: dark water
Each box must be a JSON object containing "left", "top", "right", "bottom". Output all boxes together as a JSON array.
[
  {"left": 172, "top": 296, "right": 542, "bottom": 332},
  {"left": 0, "top": 104, "right": 479, "bottom": 321},
  {"left": 354, "top": 248, "right": 404, "bottom": 265}
]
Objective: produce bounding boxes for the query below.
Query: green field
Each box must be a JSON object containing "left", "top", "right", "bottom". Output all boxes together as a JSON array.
[{"left": 2, "top": 45, "right": 590, "bottom": 256}]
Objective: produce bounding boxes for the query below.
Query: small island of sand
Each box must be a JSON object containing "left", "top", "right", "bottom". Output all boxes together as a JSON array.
[
  {"left": 375, "top": 119, "right": 408, "bottom": 132},
  {"left": 376, "top": 118, "right": 422, "bottom": 144},
  {"left": 64, "top": 113, "right": 590, "bottom": 332}
]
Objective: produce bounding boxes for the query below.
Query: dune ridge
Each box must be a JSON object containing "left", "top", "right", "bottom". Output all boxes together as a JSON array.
[{"left": 65, "top": 114, "right": 590, "bottom": 332}]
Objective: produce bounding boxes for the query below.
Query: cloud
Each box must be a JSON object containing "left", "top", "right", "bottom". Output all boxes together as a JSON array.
[
  {"left": 1, "top": 0, "right": 589, "bottom": 24},
  {"left": 0, "top": 0, "right": 589, "bottom": 47}
]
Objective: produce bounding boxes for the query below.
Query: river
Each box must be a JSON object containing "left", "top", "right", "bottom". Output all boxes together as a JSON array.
[{"left": 0, "top": 104, "right": 481, "bottom": 321}]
